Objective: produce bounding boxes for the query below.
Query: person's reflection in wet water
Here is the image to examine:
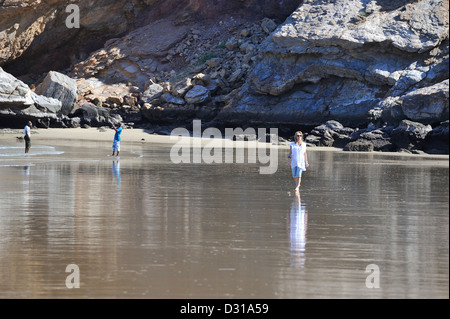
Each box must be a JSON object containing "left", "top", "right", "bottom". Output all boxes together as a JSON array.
[
  {"left": 112, "top": 159, "right": 121, "bottom": 188},
  {"left": 23, "top": 165, "right": 31, "bottom": 177},
  {"left": 289, "top": 191, "right": 308, "bottom": 268}
]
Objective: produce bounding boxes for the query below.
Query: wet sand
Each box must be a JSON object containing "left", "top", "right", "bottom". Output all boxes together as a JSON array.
[
  {"left": 0, "top": 128, "right": 448, "bottom": 299},
  {"left": 2, "top": 127, "right": 448, "bottom": 158}
]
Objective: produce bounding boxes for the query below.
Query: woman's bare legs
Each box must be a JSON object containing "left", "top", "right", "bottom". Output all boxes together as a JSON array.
[{"left": 294, "top": 177, "right": 301, "bottom": 192}]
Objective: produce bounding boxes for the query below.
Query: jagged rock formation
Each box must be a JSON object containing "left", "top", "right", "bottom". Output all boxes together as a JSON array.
[
  {"left": 0, "top": 0, "right": 300, "bottom": 76},
  {"left": 217, "top": 0, "right": 449, "bottom": 129},
  {"left": 0, "top": 0, "right": 449, "bottom": 153},
  {"left": 0, "top": 0, "right": 135, "bottom": 76},
  {"left": 0, "top": 66, "right": 63, "bottom": 127},
  {"left": 71, "top": 15, "right": 280, "bottom": 126}
]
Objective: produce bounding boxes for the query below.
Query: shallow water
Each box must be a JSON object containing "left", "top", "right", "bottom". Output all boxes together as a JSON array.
[{"left": 0, "top": 138, "right": 448, "bottom": 298}]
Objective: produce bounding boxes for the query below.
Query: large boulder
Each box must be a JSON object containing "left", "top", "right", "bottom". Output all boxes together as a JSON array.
[
  {"left": 390, "top": 119, "right": 433, "bottom": 151},
  {"left": 0, "top": 67, "right": 63, "bottom": 127},
  {"left": 343, "top": 141, "right": 374, "bottom": 152},
  {"left": 354, "top": 129, "right": 395, "bottom": 152},
  {"left": 306, "top": 120, "right": 355, "bottom": 147},
  {"left": 35, "top": 71, "right": 77, "bottom": 115},
  {"left": 70, "top": 103, "right": 120, "bottom": 127},
  {"left": 0, "top": 67, "right": 34, "bottom": 108},
  {"left": 31, "top": 92, "right": 62, "bottom": 114},
  {"left": 382, "top": 80, "right": 449, "bottom": 124},
  {"left": 140, "top": 83, "right": 164, "bottom": 103},
  {"left": 423, "top": 121, "right": 449, "bottom": 154},
  {"left": 184, "top": 85, "right": 210, "bottom": 104}
]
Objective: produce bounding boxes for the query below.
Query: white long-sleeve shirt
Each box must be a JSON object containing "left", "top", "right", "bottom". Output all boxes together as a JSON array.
[{"left": 290, "top": 142, "right": 307, "bottom": 170}]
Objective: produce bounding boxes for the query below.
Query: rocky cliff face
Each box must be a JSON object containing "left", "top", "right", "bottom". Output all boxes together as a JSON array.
[
  {"left": 1, "top": 0, "right": 300, "bottom": 76},
  {"left": 0, "top": 0, "right": 449, "bottom": 153},
  {"left": 217, "top": 0, "right": 449, "bottom": 128},
  {"left": 0, "top": 0, "right": 136, "bottom": 76}
]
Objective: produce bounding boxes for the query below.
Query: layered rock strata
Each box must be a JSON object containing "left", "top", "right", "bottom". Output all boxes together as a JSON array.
[{"left": 217, "top": 0, "right": 449, "bottom": 128}]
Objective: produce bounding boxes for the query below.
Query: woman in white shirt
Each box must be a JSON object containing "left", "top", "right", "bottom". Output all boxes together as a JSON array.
[{"left": 288, "top": 131, "right": 309, "bottom": 192}]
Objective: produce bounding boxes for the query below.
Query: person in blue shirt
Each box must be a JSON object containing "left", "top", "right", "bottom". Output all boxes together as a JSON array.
[{"left": 112, "top": 123, "right": 123, "bottom": 157}]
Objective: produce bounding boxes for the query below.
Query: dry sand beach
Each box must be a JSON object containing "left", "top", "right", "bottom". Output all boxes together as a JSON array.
[{"left": 1, "top": 127, "right": 276, "bottom": 146}]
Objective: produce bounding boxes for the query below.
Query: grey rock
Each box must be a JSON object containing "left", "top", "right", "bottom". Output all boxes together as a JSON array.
[
  {"left": 35, "top": 71, "right": 77, "bottom": 115},
  {"left": 391, "top": 119, "right": 433, "bottom": 151},
  {"left": 161, "top": 93, "right": 186, "bottom": 105},
  {"left": 141, "top": 83, "right": 164, "bottom": 103},
  {"left": 306, "top": 129, "right": 334, "bottom": 147},
  {"left": 424, "top": 120, "right": 449, "bottom": 154},
  {"left": 358, "top": 129, "right": 395, "bottom": 152},
  {"left": 0, "top": 67, "right": 68, "bottom": 127},
  {"left": 0, "top": 67, "right": 34, "bottom": 108},
  {"left": 260, "top": 18, "right": 277, "bottom": 34},
  {"left": 172, "top": 78, "right": 193, "bottom": 97},
  {"left": 401, "top": 80, "right": 449, "bottom": 124},
  {"left": 184, "top": 85, "right": 210, "bottom": 104},
  {"left": 306, "top": 120, "right": 355, "bottom": 148},
  {"left": 324, "top": 120, "right": 344, "bottom": 131},
  {"left": 304, "top": 134, "right": 321, "bottom": 146},
  {"left": 70, "top": 103, "right": 115, "bottom": 127},
  {"left": 31, "top": 92, "right": 62, "bottom": 114},
  {"left": 344, "top": 141, "right": 374, "bottom": 152},
  {"left": 65, "top": 117, "right": 81, "bottom": 128},
  {"left": 228, "top": 68, "right": 245, "bottom": 84}
]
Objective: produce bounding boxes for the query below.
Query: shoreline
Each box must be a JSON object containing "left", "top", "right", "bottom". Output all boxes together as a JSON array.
[{"left": 1, "top": 127, "right": 449, "bottom": 161}]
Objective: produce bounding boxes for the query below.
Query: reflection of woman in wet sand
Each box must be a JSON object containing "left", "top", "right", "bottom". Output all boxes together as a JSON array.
[
  {"left": 288, "top": 131, "right": 309, "bottom": 192},
  {"left": 289, "top": 191, "right": 307, "bottom": 268}
]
